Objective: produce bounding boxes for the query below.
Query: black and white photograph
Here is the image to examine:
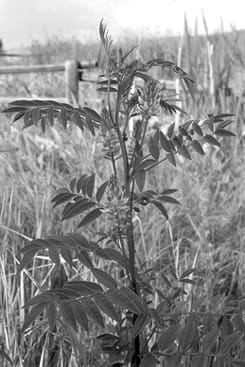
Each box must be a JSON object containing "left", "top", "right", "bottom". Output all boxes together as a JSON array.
[{"left": 0, "top": 1, "right": 245, "bottom": 366}]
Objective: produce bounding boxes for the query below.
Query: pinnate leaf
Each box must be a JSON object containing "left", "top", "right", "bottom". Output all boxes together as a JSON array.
[
  {"left": 93, "top": 293, "right": 120, "bottom": 322},
  {"left": 107, "top": 288, "right": 143, "bottom": 314},
  {"left": 77, "top": 208, "right": 102, "bottom": 228},
  {"left": 60, "top": 300, "right": 77, "bottom": 330},
  {"left": 92, "top": 268, "right": 117, "bottom": 289},
  {"left": 62, "top": 199, "right": 95, "bottom": 220},
  {"left": 22, "top": 303, "right": 46, "bottom": 332},
  {"left": 71, "top": 300, "right": 89, "bottom": 331},
  {"left": 81, "top": 297, "right": 104, "bottom": 328}
]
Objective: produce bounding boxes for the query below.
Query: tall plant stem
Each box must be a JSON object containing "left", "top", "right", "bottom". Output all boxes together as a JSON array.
[{"left": 127, "top": 179, "right": 140, "bottom": 366}]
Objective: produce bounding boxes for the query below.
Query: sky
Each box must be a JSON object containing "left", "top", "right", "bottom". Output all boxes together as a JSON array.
[{"left": 1, "top": 0, "right": 245, "bottom": 50}]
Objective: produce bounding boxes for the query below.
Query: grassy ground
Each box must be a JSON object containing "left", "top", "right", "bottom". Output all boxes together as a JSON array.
[{"left": 1, "top": 30, "right": 245, "bottom": 366}]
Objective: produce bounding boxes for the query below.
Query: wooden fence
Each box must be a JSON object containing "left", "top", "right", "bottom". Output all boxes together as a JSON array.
[{"left": 0, "top": 60, "right": 98, "bottom": 106}]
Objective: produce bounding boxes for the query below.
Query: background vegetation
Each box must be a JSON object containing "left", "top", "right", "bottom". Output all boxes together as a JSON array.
[{"left": 0, "top": 18, "right": 245, "bottom": 366}]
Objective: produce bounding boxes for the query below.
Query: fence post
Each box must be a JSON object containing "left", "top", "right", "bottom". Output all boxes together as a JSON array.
[{"left": 65, "top": 60, "right": 79, "bottom": 106}]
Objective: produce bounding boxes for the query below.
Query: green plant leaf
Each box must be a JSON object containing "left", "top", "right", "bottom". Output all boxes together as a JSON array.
[
  {"left": 49, "top": 246, "right": 61, "bottom": 267},
  {"left": 151, "top": 200, "right": 169, "bottom": 220},
  {"left": 17, "top": 246, "right": 40, "bottom": 273},
  {"left": 178, "top": 145, "right": 192, "bottom": 160},
  {"left": 158, "top": 195, "right": 181, "bottom": 205},
  {"left": 207, "top": 115, "right": 214, "bottom": 132},
  {"left": 216, "top": 120, "right": 233, "bottom": 130},
  {"left": 202, "top": 328, "right": 219, "bottom": 352},
  {"left": 221, "top": 331, "right": 243, "bottom": 353},
  {"left": 232, "top": 315, "right": 245, "bottom": 333},
  {"left": 139, "top": 353, "right": 157, "bottom": 367},
  {"left": 47, "top": 303, "right": 57, "bottom": 332},
  {"left": 150, "top": 308, "right": 162, "bottom": 327},
  {"left": 83, "top": 106, "right": 102, "bottom": 123},
  {"left": 159, "top": 131, "right": 172, "bottom": 152},
  {"left": 191, "top": 140, "right": 205, "bottom": 155},
  {"left": 149, "top": 136, "right": 160, "bottom": 161},
  {"left": 22, "top": 303, "right": 47, "bottom": 332},
  {"left": 120, "top": 287, "right": 145, "bottom": 313},
  {"left": 97, "top": 334, "right": 120, "bottom": 356},
  {"left": 133, "top": 311, "right": 149, "bottom": 336},
  {"left": 158, "top": 325, "right": 180, "bottom": 351},
  {"left": 77, "top": 249, "right": 94, "bottom": 269},
  {"left": 31, "top": 107, "right": 40, "bottom": 125},
  {"left": 138, "top": 159, "right": 156, "bottom": 170},
  {"left": 204, "top": 134, "right": 221, "bottom": 147},
  {"left": 59, "top": 108, "right": 67, "bottom": 129},
  {"left": 191, "top": 353, "right": 206, "bottom": 367},
  {"left": 47, "top": 105, "right": 54, "bottom": 126},
  {"left": 64, "top": 281, "right": 103, "bottom": 296},
  {"left": 62, "top": 199, "right": 95, "bottom": 220},
  {"left": 77, "top": 208, "right": 102, "bottom": 227},
  {"left": 71, "top": 110, "right": 84, "bottom": 131},
  {"left": 96, "top": 180, "right": 109, "bottom": 202},
  {"left": 135, "top": 169, "right": 146, "bottom": 192},
  {"left": 180, "top": 268, "right": 198, "bottom": 279},
  {"left": 107, "top": 288, "right": 143, "bottom": 314},
  {"left": 167, "top": 351, "right": 182, "bottom": 367},
  {"left": 85, "top": 113, "right": 96, "bottom": 135},
  {"left": 13, "top": 110, "right": 26, "bottom": 122},
  {"left": 25, "top": 291, "right": 59, "bottom": 307},
  {"left": 166, "top": 153, "right": 176, "bottom": 167},
  {"left": 51, "top": 287, "right": 80, "bottom": 299},
  {"left": 160, "top": 273, "right": 172, "bottom": 288},
  {"left": 215, "top": 113, "right": 234, "bottom": 119},
  {"left": 81, "top": 297, "right": 105, "bottom": 328},
  {"left": 71, "top": 300, "right": 89, "bottom": 331},
  {"left": 85, "top": 173, "right": 95, "bottom": 198},
  {"left": 178, "top": 321, "right": 196, "bottom": 351},
  {"left": 52, "top": 191, "right": 76, "bottom": 208},
  {"left": 60, "top": 300, "right": 77, "bottom": 331},
  {"left": 160, "top": 188, "right": 178, "bottom": 195},
  {"left": 214, "top": 129, "right": 236, "bottom": 137},
  {"left": 92, "top": 268, "right": 117, "bottom": 289},
  {"left": 93, "top": 293, "right": 120, "bottom": 322},
  {"left": 167, "top": 122, "right": 175, "bottom": 138},
  {"left": 192, "top": 121, "right": 203, "bottom": 136}
]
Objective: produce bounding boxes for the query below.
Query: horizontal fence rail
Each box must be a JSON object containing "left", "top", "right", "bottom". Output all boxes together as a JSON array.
[
  {"left": 0, "top": 61, "right": 98, "bottom": 75},
  {"left": 0, "top": 60, "right": 98, "bottom": 106}
]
